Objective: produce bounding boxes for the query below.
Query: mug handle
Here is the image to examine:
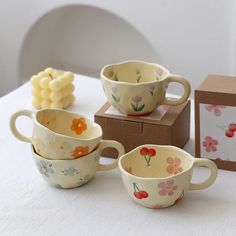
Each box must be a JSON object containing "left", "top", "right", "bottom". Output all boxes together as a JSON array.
[
  {"left": 163, "top": 74, "right": 191, "bottom": 105},
  {"left": 189, "top": 158, "right": 217, "bottom": 190},
  {"left": 97, "top": 140, "right": 125, "bottom": 171},
  {"left": 10, "top": 109, "right": 34, "bottom": 143}
]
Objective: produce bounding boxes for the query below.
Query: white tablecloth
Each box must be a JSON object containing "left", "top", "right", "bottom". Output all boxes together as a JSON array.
[{"left": 0, "top": 74, "right": 235, "bottom": 236}]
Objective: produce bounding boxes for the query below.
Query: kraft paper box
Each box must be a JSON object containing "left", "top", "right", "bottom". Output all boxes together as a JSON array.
[
  {"left": 195, "top": 74, "right": 236, "bottom": 171},
  {"left": 94, "top": 101, "right": 190, "bottom": 158}
]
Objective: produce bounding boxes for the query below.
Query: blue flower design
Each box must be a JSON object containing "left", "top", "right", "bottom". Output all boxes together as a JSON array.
[
  {"left": 62, "top": 167, "right": 79, "bottom": 176},
  {"left": 76, "top": 174, "right": 91, "bottom": 187},
  {"left": 37, "top": 160, "right": 54, "bottom": 177}
]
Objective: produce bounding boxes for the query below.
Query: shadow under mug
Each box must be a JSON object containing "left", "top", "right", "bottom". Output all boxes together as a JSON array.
[
  {"left": 118, "top": 144, "right": 217, "bottom": 208},
  {"left": 10, "top": 109, "right": 103, "bottom": 160},
  {"left": 31, "top": 139, "right": 125, "bottom": 189}
]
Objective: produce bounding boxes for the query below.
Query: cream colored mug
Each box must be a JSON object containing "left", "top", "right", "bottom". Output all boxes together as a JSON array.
[
  {"left": 10, "top": 109, "right": 104, "bottom": 160},
  {"left": 101, "top": 60, "right": 191, "bottom": 115},
  {"left": 31, "top": 140, "right": 125, "bottom": 189},
  {"left": 118, "top": 144, "right": 217, "bottom": 208}
]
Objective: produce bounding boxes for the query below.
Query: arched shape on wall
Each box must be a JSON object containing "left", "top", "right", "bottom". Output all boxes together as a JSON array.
[{"left": 19, "top": 4, "right": 158, "bottom": 82}]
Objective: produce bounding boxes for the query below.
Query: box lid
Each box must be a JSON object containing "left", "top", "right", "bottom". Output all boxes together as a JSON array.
[
  {"left": 195, "top": 75, "right": 236, "bottom": 106},
  {"left": 198, "top": 74, "right": 236, "bottom": 94},
  {"left": 95, "top": 101, "right": 189, "bottom": 126}
]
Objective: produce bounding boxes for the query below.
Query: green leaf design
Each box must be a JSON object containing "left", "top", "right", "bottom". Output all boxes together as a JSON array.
[
  {"left": 137, "top": 104, "right": 145, "bottom": 111},
  {"left": 131, "top": 103, "right": 137, "bottom": 111},
  {"left": 112, "top": 94, "right": 120, "bottom": 103},
  {"left": 114, "top": 73, "right": 119, "bottom": 81},
  {"left": 136, "top": 75, "right": 142, "bottom": 83}
]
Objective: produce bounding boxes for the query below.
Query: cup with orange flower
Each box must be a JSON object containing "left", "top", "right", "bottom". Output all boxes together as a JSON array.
[{"left": 10, "top": 109, "right": 125, "bottom": 188}]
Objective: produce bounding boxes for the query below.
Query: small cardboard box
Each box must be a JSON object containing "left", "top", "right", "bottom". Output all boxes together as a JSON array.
[
  {"left": 94, "top": 101, "right": 190, "bottom": 158},
  {"left": 195, "top": 74, "right": 236, "bottom": 171}
]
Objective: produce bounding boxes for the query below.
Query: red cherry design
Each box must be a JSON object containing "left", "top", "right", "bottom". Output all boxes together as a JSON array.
[
  {"left": 134, "top": 192, "right": 143, "bottom": 199},
  {"left": 147, "top": 148, "right": 156, "bottom": 157},
  {"left": 140, "top": 147, "right": 149, "bottom": 155},
  {"left": 133, "top": 183, "right": 149, "bottom": 199},
  {"left": 229, "top": 123, "right": 236, "bottom": 132},
  {"left": 139, "top": 190, "right": 149, "bottom": 198},
  {"left": 225, "top": 129, "right": 234, "bottom": 138},
  {"left": 140, "top": 147, "right": 157, "bottom": 166}
]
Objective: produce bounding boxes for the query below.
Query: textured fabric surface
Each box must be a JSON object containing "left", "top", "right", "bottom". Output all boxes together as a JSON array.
[{"left": 0, "top": 75, "right": 235, "bottom": 236}]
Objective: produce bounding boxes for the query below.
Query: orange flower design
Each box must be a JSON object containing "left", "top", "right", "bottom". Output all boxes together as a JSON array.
[
  {"left": 71, "top": 118, "right": 87, "bottom": 135},
  {"left": 71, "top": 146, "right": 89, "bottom": 159}
]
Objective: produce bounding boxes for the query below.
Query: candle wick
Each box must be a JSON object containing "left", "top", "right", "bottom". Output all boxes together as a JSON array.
[{"left": 49, "top": 73, "right": 53, "bottom": 79}]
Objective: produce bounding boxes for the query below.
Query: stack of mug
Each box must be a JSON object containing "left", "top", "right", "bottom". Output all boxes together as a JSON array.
[{"left": 10, "top": 109, "right": 125, "bottom": 189}]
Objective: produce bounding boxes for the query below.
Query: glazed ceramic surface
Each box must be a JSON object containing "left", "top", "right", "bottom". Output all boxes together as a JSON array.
[
  {"left": 10, "top": 109, "right": 102, "bottom": 160},
  {"left": 118, "top": 144, "right": 217, "bottom": 208},
  {"left": 31, "top": 139, "right": 125, "bottom": 189},
  {"left": 101, "top": 60, "right": 191, "bottom": 115}
]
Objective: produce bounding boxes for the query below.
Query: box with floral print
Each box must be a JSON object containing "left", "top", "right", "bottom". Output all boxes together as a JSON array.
[{"left": 195, "top": 74, "right": 236, "bottom": 170}]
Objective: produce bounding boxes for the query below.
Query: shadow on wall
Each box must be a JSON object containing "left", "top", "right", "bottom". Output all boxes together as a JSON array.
[{"left": 19, "top": 4, "right": 159, "bottom": 82}]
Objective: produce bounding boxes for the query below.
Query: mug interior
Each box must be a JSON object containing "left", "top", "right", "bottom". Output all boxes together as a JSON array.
[
  {"left": 36, "top": 109, "right": 102, "bottom": 139},
  {"left": 119, "top": 145, "right": 193, "bottom": 178},
  {"left": 102, "top": 61, "right": 169, "bottom": 83}
]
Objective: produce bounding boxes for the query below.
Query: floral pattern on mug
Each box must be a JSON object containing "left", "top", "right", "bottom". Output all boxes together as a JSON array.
[
  {"left": 76, "top": 174, "right": 91, "bottom": 186},
  {"left": 106, "top": 67, "right": 118, "bottom": 81},
  {"left": 149, "top": 86, "right": 155, "bottom": 96},
  {"left": 202, "top": 136, "right": 218, "bottom": 152},
  {"left": 37, "top": 160, "right": 54, "bottom": 177},
  {"left": 125, "top": 167, "right": 133, "bottom": 174},
  {"left": 136, "top": 69, "right": 142, "bottom": 83},
  {"left": 158, "top": 180, "right": 178, "bottom": 196},
  {"left": 140, "top": 147, "right": 156, "bottom": 166},
  {"left": 71, "top": 146, "right": 89, "bottom": 159},
  {"left": 62, "top": 167, "right": 79, "bottom": 176},
  {"left": 71, "top": 117, "right": 87, "bottom": 135},
  {"left": 106, "top": 67, "right": 114, "bottom": 78},
  {"left": 205, "top": 104, "right": 226, "bottom": 116},
  {"left": 131, "top": 96, "right": 145, "bottom": 112},
  {"left": 111, "top": 87, "right": 120, "bottom": 103},
  {"left": 166, "top": 157, "right": 183, "bottom": 175},
  {"left": 133, "top": 183, "right": 149, "bottom": 199}
]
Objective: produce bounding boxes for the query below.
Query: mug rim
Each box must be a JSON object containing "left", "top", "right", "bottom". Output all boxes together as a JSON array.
[
  {"left": 100, "top": 60, "right": 171, "bottom": 85},
  {"left": 33, "top": 108, "right": 102, "bottom": 141},
  {"left": 118, "top": 144, "right": 194, "bottom": 180}
]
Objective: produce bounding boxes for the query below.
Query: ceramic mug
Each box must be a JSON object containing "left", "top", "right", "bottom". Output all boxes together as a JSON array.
[
  {"left": 118, "top": 144, "right": 217, "bottom": 208},
  {"left": 101, "top": 60, "right": 191, "bottom": 115},
  {"left": 10, "top": 109, "right": 103, "bottom": 160},
  {"left": 31, "top": 139, "right": 125, "bottom": 189}
]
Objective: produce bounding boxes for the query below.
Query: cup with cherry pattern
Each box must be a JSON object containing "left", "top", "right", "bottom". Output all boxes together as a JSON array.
[{"left": 118, "top": 144, "right": 217, "bottom": 208}]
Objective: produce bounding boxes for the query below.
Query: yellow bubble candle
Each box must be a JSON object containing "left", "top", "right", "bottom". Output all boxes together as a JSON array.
[{"left": 31, "top": 68, "right": 75, "bottom": 109}]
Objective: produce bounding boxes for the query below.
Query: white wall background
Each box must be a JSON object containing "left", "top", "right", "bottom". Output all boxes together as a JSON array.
[{"left": 0, "top": 0, "right": 236, "bottom": 97}]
